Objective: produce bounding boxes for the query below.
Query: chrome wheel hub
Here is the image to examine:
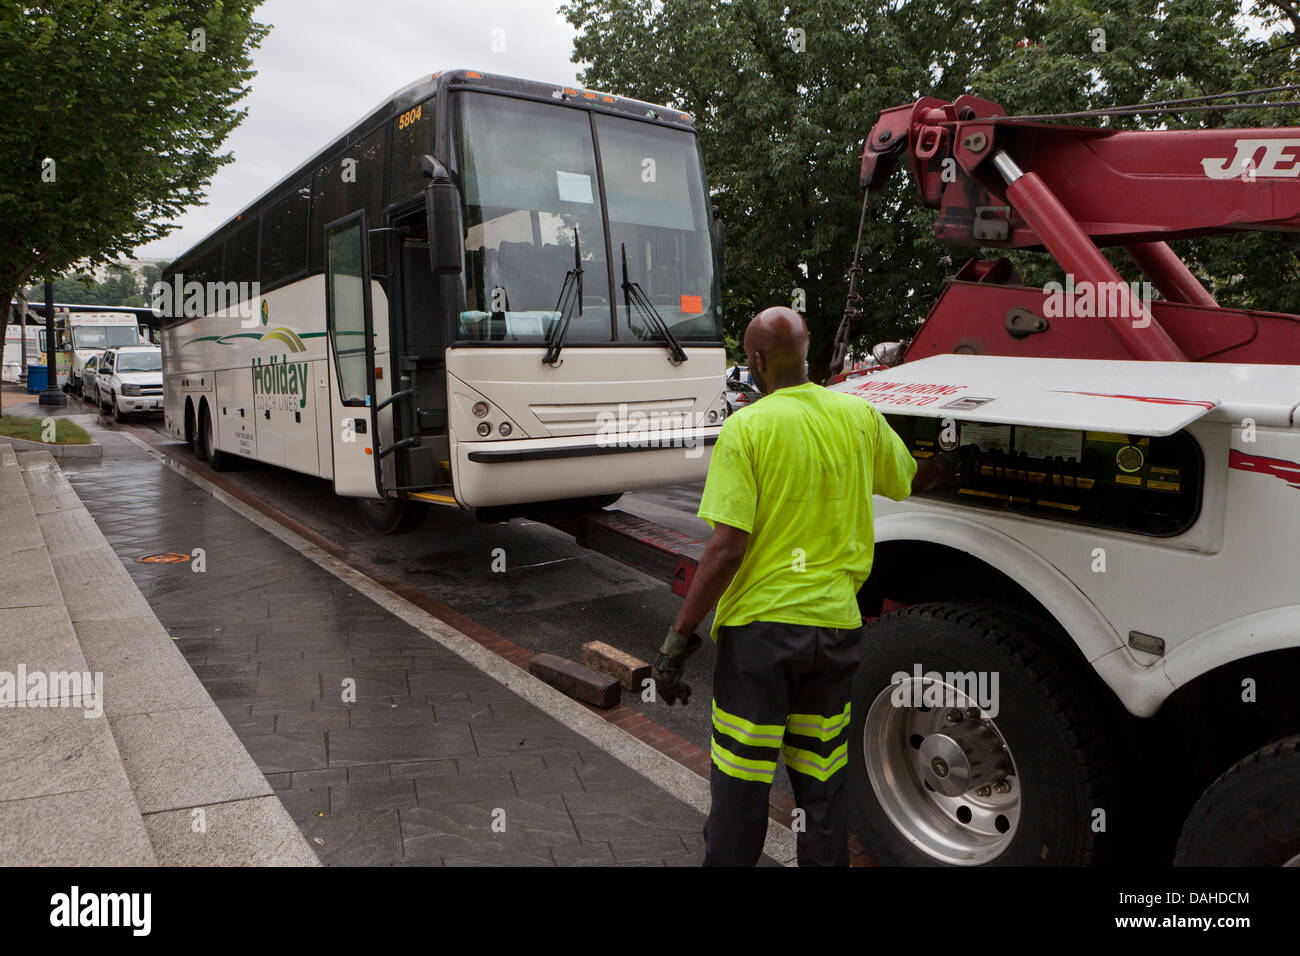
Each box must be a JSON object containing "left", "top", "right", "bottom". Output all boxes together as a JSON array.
[{"left": 864, "top": 677, "right": 1020, "bottom": 865}]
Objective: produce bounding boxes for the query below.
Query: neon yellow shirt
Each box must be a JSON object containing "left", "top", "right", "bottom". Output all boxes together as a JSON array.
[{"left": 697, "top": 381, "right": 917, "bottom": 640}]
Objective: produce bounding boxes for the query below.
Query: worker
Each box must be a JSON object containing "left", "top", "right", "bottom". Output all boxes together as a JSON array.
[{"left": 652, "top": 306, "right": 972, "bottom": 866}]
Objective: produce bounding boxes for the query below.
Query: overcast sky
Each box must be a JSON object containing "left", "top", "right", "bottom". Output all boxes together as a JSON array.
[{"left": 137, "top": 0, "right": 583, "bottom": 260}]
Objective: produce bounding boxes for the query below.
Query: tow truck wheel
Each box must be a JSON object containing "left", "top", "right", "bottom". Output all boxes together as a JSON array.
[
  {"left": 847, "top": 602, "right": 1113, "bottom": 866},
  {"left": 356, "top": 498, "right": 429, "bottom": 534},
  {"left": 1175, "top": 735, "right": 1300, "bottom": 866}
]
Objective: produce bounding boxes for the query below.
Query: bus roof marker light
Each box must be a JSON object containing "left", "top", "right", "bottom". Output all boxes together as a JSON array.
[{"left": 466, "top": 71, "right": 482, "bottom": 78}]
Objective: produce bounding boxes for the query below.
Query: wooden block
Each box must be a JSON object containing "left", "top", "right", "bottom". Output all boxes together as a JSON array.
[
  {"left": 528, "top": 653, "right": 621, "bottom": 709},
  {"left": 581, "top": 641, "right": 651, "bottom": 693}
]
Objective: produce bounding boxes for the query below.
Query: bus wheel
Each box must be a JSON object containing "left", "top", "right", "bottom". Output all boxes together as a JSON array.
[
  {"left": 356, "top": 498, "right": 429, "bottom": 534},
  {"left": 1175, "top": 735, "right": 1300, "bottom": 866},
  {"left": 199, "top": 404, "right": 230, "bottom": 471},
  {"left": 847, "top": 602, "right": 1113, "bottom": 866}
]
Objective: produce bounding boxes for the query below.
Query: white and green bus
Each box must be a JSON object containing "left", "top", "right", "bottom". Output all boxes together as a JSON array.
[{"left": 161, "top": 70, "right": 726, "bottom": 531}]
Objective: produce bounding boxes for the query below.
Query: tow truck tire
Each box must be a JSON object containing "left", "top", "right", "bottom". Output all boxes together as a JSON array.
[
  {"left": 847, "top": 602, "right": 1113, "bottom": 866},
  {"left": 199, "top": 404, "right": 230, "bottom": 471},
  {"left": 1174, "top": 735, "right": 1300, "bottom": 866},
  {"left": 356, "top": 498, "right": 429, "bottom": 534}
]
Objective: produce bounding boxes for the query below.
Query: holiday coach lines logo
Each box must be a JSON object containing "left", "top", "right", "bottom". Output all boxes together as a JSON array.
[
  {"left": 252, "top": 355, "right": 310, "bottom": 411},
  {"left": 0, "top": 667, "right": 103, "bottom": 718},
  {"left": 152, "top": 273, "right": 261, "bottom": 324}
]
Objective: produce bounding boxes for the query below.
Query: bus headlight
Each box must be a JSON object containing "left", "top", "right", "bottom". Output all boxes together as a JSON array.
[
  {"left": 477, "top": 422, "right": 492, "bottom": 437},
  {"left": 472, "top": 401, "right": 490, "bottom": 418},
  {"left": 707, "top": 409, "right": 718, "bottom": 423},
  {"left": 499, "top": 422, "right": 512, "bottom": 437}
]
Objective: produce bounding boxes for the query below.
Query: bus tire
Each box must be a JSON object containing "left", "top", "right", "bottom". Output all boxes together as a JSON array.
[
  {"left": 1174, "top": 735, "right": 1300, "bottom": 866},
  {"left": 199, "top": 404, "right": 230, "bottom": 471},
  {"left": 847, "top": 602, "right": 1113, "bottom": 866},
  {"left": 356, "top": 498, "right": 429, "bottom": 534}
]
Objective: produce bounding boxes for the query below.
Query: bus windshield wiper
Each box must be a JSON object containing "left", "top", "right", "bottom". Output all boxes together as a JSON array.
[
  {"left": 620, "top": 243, "right": 688, "bottom": 364},
  {"left": 543, "top": 229, "right": 583, "bottom": 365}
]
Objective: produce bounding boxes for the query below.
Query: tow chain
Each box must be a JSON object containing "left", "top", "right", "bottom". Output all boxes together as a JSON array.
[{"left": 827, "top": 186, "right": 870, "bottom": 382}]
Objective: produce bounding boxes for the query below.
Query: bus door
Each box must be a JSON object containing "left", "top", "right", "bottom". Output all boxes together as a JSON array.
[
  {"left": 324, "top": 212, "right": 383, "bottom": 498},
  {"left": 387, "top": 198, "right": 450, "bottom": 491}
]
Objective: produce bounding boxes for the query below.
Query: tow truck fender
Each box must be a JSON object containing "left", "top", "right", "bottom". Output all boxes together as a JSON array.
[
  {"left": 874, "top": 508, "right": 1176, "bottom": 717},
  {"left": 1161, "top": 605, "right": 1300, "bottom": 692}
]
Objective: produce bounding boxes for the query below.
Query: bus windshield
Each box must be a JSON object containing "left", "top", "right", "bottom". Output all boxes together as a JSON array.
[
  {"left": 452, "top": 92, "right": 722, "bottom": 346},
  {"left": 73, "top": 325, "right": 138, "bottom": 349}
]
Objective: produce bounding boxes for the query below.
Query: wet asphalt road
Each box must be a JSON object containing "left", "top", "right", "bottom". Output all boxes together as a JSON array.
[{"left": 125, "top": 415, "right": 798, "bottom": 798}]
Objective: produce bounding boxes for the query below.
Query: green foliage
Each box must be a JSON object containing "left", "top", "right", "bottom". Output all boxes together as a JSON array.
[
  {"left": 0, "top": 2, "right": 268, "bottom": 311},
  {"left": 562, "top": 0, "right": 1300, "bottom": 376},
  {"left": 24, "top": 263, "right": 160, "bottom": 307}
]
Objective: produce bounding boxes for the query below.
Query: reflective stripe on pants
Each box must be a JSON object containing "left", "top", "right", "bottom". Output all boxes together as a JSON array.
[{"left": 703, "top": 620, "right": 861, "bottom": 867}]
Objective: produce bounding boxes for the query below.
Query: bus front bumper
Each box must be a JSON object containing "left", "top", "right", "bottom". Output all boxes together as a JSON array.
[{"left": 452, "top": 427, "right": 721, "bottom": 508}]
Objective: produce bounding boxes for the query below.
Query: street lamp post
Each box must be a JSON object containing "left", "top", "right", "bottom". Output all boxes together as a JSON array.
[{"left": 37, "top": 280, "right": 66, "bottom": 407}]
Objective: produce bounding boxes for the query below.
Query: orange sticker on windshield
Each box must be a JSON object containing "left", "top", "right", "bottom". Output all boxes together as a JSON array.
[{"left": 680, "top": 295, "right": 703, "bottom": 314}]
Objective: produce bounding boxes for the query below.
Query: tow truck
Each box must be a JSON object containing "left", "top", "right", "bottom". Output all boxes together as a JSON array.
[{"left": 825, "top": 93, "right": 1300, "bottom": 865}]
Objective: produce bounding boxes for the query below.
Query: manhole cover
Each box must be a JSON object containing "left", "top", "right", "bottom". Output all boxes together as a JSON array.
[{"left": 136, "top": 552, "right": 190, "bottom": 564}]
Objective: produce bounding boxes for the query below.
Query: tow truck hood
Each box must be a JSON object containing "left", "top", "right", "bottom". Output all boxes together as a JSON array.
[{"left": 826, "top": 354, "right": 1300, "bottom": 435}]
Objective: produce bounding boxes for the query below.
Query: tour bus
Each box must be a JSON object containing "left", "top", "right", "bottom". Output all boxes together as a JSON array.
[{"left": 161, "top": 70, "right": 726, "bottom": 531}]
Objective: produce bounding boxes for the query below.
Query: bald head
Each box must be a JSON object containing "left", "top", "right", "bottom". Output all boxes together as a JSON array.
[{"left": 744, "top": 307, "right": 809, "bottom": 393}]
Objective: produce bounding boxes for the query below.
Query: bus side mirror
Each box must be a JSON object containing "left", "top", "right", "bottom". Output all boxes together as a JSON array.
[
  {"left": 422, "top": 155, "right": 464, "bottom": 276},
  {"left": 711, "top": 204, "right": 725, "bottom": 280}
]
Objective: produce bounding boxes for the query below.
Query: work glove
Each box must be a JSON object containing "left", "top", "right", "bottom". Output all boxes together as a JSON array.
[{"left": 653, "top": 627, "right": 703, "bottom": 705}]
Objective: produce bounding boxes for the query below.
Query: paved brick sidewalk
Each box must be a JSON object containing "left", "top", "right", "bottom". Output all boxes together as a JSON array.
[{"left": 63, "top": 428, "right": 716, "bottom": 866}]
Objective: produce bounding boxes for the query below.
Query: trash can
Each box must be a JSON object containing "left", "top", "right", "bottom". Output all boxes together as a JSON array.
[{"left": 26, "top": 364, "right": 47, "bottom": 393}]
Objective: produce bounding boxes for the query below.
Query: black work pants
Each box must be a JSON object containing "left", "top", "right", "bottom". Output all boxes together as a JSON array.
[{"left": 703, "top": 620, "right": 861, "bottom": 867}]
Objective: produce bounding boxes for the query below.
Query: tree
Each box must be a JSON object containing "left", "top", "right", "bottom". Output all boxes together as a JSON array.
[
  {"left": 562, "top": 0, "right": 1300, "bottom": 380},
  {"left": 0, "top": 2, "right": 268, "bottom": 312}
]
